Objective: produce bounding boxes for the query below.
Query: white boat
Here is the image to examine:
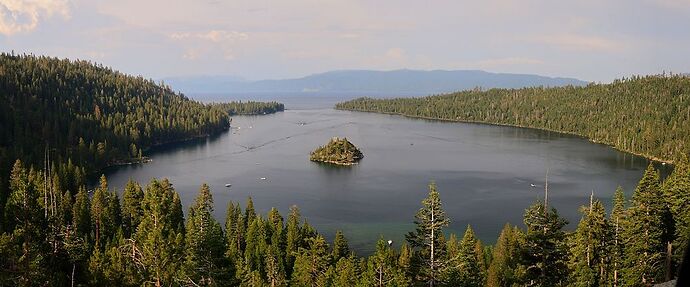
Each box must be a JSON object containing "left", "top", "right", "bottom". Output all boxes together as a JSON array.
[
  {"left": 260, "top": 177, "right": 267, "bottom": 180},
  {"left": 225, "top": 183, "right": 232, "bottom": 187}
]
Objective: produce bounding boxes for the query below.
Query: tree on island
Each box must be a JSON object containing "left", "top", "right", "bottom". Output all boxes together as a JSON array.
[{"left": 309, "top": 137, "right": 363, "bottom": 166}]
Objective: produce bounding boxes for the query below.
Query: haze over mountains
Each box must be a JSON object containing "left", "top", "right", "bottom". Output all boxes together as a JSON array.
[{"left": 163, "top": 69, "right": 588, "bottom": 95}]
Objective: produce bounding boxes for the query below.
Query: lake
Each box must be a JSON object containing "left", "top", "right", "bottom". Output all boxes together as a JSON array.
[{"left": 103, "top": 95, "right": 668, "bottom": 254}]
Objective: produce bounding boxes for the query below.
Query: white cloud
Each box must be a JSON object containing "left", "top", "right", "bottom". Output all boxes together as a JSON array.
[
  {"left": 535, "top": 34, "right": 624, "bottom": 52},
  {"left": 182, "top": 48, "right": 200, "bottom": 60},
  {"left": 0, "top": 0, "right": 70, "bottom": 36},
  {"left": 384, "top": 47, "right": 405, "bottom": 60},
  {"left": 477, "top": 57, "right": 544, "bottom": 68},
  {"left": 169, "top": 29, "right": 248, "bottom": 43}
]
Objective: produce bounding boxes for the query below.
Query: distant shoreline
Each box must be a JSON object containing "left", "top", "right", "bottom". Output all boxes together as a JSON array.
[{"left": 336, "top": 107, "right": 674, "bottom": 165}]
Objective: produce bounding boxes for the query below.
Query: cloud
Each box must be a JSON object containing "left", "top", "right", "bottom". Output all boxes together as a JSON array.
[
  {"left": 0, "top": 0, "right": 70, "bottom": 36},
  {"left": 477, "top": 57, "right": 544, "bottom": 68},
  {"left": 182, "top": 48, "right": 200, "bottom": 60},
  {"left": 650, "top": 0, "right": 690, "bottom": 9},
  {"left": 170, "top": 29, "right": 248, "bottom": 43},
  {"left": 384, "top": 47, "right": 405, "bottom": 60},
  {"left": 535, "top": 34, "right": 624, "bottom": 52}
]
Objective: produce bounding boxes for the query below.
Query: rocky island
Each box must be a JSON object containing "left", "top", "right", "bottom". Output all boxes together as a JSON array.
[{"left": 310, "top": 137, "right": 363, "bottom": 165}]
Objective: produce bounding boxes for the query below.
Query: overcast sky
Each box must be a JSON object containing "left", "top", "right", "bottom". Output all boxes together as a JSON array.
[{"left": 1, "top": 0, "right": 689, "bottom": 82}]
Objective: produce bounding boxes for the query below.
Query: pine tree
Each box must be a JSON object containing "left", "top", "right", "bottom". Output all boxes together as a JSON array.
[
  {"left": 225, "top": 201, "right": 245, "bottom": 259},
  {"left": 265, "top": 246, "right": 287, "bottom": 287},
  {"left": 663, "top": 154, "right": 690, "bottom": 271},
  {"left": 244, "top": 216, "right": 269, "bottom": 276},
  {"left": 405, "top": 181, "right": 449, "bottom": 286},
  {"left": 245, "top": 197, "right": 257, "bottom": 227},
  {"left": 569, "top": 194, "right": 611, "bottom": 287},
  {"left": 332, "top": 256, "right": 360, "bottom": 286},
  {"left": 622, "top": 164, "right": 667, "bottom": 286},
  {"left": 486, "top": 224, "right": 522, "bottom": 287},
  {"left": 91, "top": 175, "right": 108, "bottom": 247},
  {"left": 520, "top": 201, "right": 569, "bottom": 286},
  {"left": 291, "top": 235, "right": 331, "bottom": 287},
  {"left": 332, "top": 230, "right": 350, "bottom": 263},
  {"left": 122, "top": 179, "right": 144, "bottom": 237},
  {"left": 4, "top": 160, "right": 47, "bottom": 285},
  {"left": 130, "top": 179, "right": 185, "bottom": 287},
  {"left": 444, "top": 226, "right": 484, "bottom": 286},
  {"left": 182, "top": 183, "right": 230, "bottom": 286},
  {"left": 609, "top": 187, "right": 626, "bottom": 287},
  {"left": 285, "top": 205, "right": 302, "bottom": 274},
  {"left": 72, "top": 186, "right": 91, "bottom": 240},
  {"left": 364, "top": 237, "right": 409, "bottom": 287}
]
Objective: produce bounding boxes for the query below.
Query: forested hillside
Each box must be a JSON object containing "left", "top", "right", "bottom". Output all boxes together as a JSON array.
[
  {"left": 215, "top": 101, "right": 284, "bottom": 115},
  {"left": 0, "top": 54, "right": 283, "bottom": 233},
  {"left": 336, "top": 75, "right": 690, "bottom": 163}
]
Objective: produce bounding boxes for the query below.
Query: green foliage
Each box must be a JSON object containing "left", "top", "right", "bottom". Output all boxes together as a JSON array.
[
  {"left": 520, "top": 201, "right": 569, "bottom": 286},
  {"left": 131, "top": 179, "right": 186, "bottom": 286},
  {"left": 622, "top": 164, "right": 668, "bottom": 286},
  {"left": 405, "top": 181, "right": 449, "bottom": 286},
  {"left": 182, "top": 183, "right": 229, "bottom": 286},
  {"left": 444, "top": 226, "right": 485, "bottom": 286},
  {"left": 291, "top": 235, "right": 331, "bottom": 287},
  {"left": 663, "top": 154, "right": 690, "bottom": 267},
  {"left": 215, "top": 101, "right": 284, "bottom": 115},
  {"left": 569, "top": 195, "right": 612, "bottom": 287},
  {"left": 332, "top": 230, "right": 350, "bottom": 263},
  {"left": 309, "top": 137, "right": 363, "bottom": 165},
  {"left": 363, "top": 237, "right": 410, "bottom": 286},
  {"left": 486, "top": 224, "right": 523, "bottom": 287},
  {"left": 122, "top": 179, "right": 144, "bottom": 237},
  {"left": 336, "top": 74, "right": 690, "bottom": 162}
]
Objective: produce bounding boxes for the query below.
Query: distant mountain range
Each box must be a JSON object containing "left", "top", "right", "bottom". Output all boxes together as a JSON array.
[{"left": 162, "top": 69, "right": 588, "bottom": 95}]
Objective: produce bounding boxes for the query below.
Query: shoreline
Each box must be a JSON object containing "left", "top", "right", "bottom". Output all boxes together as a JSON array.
[{"left": 336, "top": 107, "right": 674, "bottom": 165}]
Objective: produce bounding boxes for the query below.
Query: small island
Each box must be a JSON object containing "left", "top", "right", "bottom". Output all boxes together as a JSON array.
[{"left": 310, "top": 137, "right": 363, "bottom": 166}]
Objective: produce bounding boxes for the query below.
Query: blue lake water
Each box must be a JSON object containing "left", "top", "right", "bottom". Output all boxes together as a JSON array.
[{"left": 103, "top": 94, "right": 668, "bottom": 254}]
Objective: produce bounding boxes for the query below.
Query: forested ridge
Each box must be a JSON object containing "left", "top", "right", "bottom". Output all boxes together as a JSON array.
[
  {"left": 0, "top": 53, "right": 284, "bottom": 226},
  {"left": 335, "top": 75, "right": 690, "bottom": 163},
  {"left": 0, "top": 157, "right": 688, "bottom": 286},
  {"left": 215, "top": 101, "right": 284, "bottom": 116}
]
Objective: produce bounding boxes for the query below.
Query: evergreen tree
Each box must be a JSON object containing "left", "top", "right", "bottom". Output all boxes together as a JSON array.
[
  {"left": 364, "top": 237, "right": 409, "bottom": 286},
  {"left": 405, "top": 182, "right": 449, "bottom": 286},
  {"left": 285, "top": 205, "right": 302, "bottom": 274},
  {"left": 91, "top": 175, "right": 109, "bottom": 247},
  {"left": 486, "top": 224, "right": 522, "bottom": 287},
  {"left": 520, "top": 201, "right": 569, "bottom": 286},
  {"left": 332, "top": 230, "right": 350, "bottom": 263},
  {"left": 622, "top": 164, "right": 667, "bottom": 286},
  {"left": 244, "top": 217, "right": 269, "bottom": 276},
  {"left": 3, "top": 160, "right": 47, "bottom": 285},
  {"left": 122, "top": 179, "right": 144, "bottom": 237},
  {"left": 332, "top": 256, "right": 360, "bottom": 286},
  {"left": 130, "top": 179, "right": 185, "bottom": 287},
  {"left": 72, "top": 186, "right": 91, "bottom": 240},
  {"left": 265, "top": 246, "right": 287, "bottom": 287},
  {"left": 225, "top": 201, "right": 245, "bottom": 259},
  {"left": 663, "top": 154, "right": 690, "bottom": 271},
  {"left": 609, "top": 187, "right": 626, "bottom": 287},
  {"left": 291, "top": 235, "right": 331, "bottom": 287},
  {"left": 569, "top": 194, "right": 611, "bottom": 287},
  {"left": 444, "top": 225, "right": 484, "bottom": 286},
  {"left": 182, "top": 183, "right": 230, "bottom": 286}
]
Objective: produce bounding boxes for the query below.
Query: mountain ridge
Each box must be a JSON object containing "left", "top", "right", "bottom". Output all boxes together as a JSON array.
[{"left": 162, "top": 69, "right": 588, "bottom": 95}]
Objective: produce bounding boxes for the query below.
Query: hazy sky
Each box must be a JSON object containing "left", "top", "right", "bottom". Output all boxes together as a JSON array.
[{"left": 1, "top": 0, "right": 689, "bottom": 82}]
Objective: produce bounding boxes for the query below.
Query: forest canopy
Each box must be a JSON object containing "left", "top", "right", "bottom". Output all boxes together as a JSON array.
[{"left": 336, "top": 74, "right": 690, "bottom": 163}]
